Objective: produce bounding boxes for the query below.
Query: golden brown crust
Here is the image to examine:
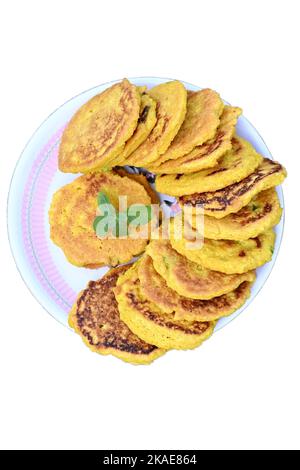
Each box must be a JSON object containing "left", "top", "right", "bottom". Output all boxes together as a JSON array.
[
  {"left": 58, "top": 79, "right": 141, "bottom": 173},
  {"left": 146, "top": 240, "right": 255, "bottom": 300},
  {"left": 69, "top": 265, "right": 165, "bottom": 364},
  {"left": 125, "top": 81, "right": 187, "bottom": 166},
  {"left": 200, "top": 188, "right": 282, "bottom": 240},
  {"left": 180, "top": 158, "right": 286, "bottom": 218},
  {"left": 170, "top": 217, "right": 275, "bottom": 274},
  {"left": 155, "top": 88, "right": 224, "bottom": 162},
  {"left": 155, "top": 136, "right": 263, "bottom": 196},
  {"left": 115, "top": 268, "right": 215, "bottom": 350},
  {"left": 115, "top": 92, "right": 157, "bottom": 164},
  {"left": 138, "top": 255, "right": 253, "bottom": 321},
  {"left": 149, "top": 106, "right": 241, "bottom": 174}
]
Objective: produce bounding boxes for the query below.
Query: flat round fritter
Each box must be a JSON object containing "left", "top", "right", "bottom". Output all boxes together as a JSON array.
[
  {"left": 148, "top": 106, "right": 241, "bottom": 174},
  {"left": 58, "top": 79, "right": 140, "bottom": 173},
  {"left": 69, "top": 266, "right": 165, "bottom": 364},
  {"left": 138, "top": 255, "right": 253, "bottom": 321},
  {"left": 170, "top": 218, "right": 275, "bottom": 274},
  {"left": 125, "top": 81, "right": 187, "bottom": 167},
  {"left": 49, "top": 171, "right": 151, "bottom": 267},
  {"left": 116, "top": 91, "right": 157, "bottom": 164},
  {"left": 155, "top": 136, "right": 263, "bottom": 196},
  {"left": 200, "top": 188, "right": 282, "bottom": 240},
  {"left": 155, "top": 88, "right": 224, "bottom": 162},
  {"left": 146, "top": 240, "right": 255, "bottom": 299},
  {"left": 180, "top": 158, "right": 287, "bottom": 218},
  {"left": 115, "top": 266, "right": 215, "bottom": 350}
]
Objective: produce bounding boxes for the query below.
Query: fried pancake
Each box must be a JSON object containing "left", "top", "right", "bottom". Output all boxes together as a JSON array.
[
  {"left": 148, "top": 106, "right": 241, "bottom": 174},
  {"left": 49, "top": 171, "right": 152, "bottom": 267},
  {"left": 124, "top": 81, "right": 187, "bottom": 167},
  {"left": 116, "top": 91, "right": 157, "bottom": 164},
  {"left": 138, "top": 255, "right": 254, "bottom": 321},
  {"left": 170, "top": 218, "right": 275, "bottom": 274},
  {"left": 180, "top": 158, "right": 287, "bottom": 218},
  {"left": 69, "top": 266, "right": 165, "bottom": 364},
  {"left": 58, "top": 79, "right": 141, "bottom": 173},
  {"left": 154, "top": 88, "right": 224, "bottom": 163},
  {"left": 115, "top": 267, "right": 215, "bottom": 349},
  {"left": 146, "top": 240, "right": 255, "bottom": 299},
  {"left": 199, "top": 188, "right": 282, "bottom": 240},
  {"left": 155, "top": 136, "right": 263, "bottom": 196}
]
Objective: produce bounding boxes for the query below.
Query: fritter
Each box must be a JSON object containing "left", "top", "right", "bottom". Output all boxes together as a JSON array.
[
  {"left": 58, "top": 79, "right": 140, "bottom": 173},
  {"left": 138, "top": 254, "right": 254, "bottom": 321},
  {"left": 155, "top": 136, "right": 263, "bottom": 196},
  {"left": 146, "top": 240, "right": 255, "bottom": 299},
  {"left": 148, "top": 106, "right": 241, "bottom": 174},
  {"left": 115, "top": 267, "right": 215, "bottom": 350},
  {"left": 116, "top": 91, "right": 157, "bottom": 164},
  {"left": 49, "top": 171, "right": 152, "bottom": 267},
  {"left": 179, "top": 158, "right": 287, "bottom": 218},
  {"left": 69, "top": 265, "right": 165, "bottom": 364},
  {"left": 124, "top": 81, "right": 187, "bottom": 167},
  {"left": 170, "top": 219, "right": 275, "bottom": 274},
  {"left": 155, "top": 88, "right": 224, "bottom": 163},
  {"left": 200, "top": 188, "right": 282, "bottom": 240}
]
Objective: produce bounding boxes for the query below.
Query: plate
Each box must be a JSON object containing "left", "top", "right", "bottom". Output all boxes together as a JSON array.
[{"left": 7, "top": 77, "right": 285, "bottom": 331}]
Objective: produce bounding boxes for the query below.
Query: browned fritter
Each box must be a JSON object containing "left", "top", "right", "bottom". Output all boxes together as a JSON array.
[
  {"left": 180, "top": 158, "right": 286, "bottom": 218},
  {"left": 69, "top": 265, "right": 165, "bottom": 364}
]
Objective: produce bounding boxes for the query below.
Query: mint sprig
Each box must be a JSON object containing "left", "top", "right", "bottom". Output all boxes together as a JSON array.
[{"left": 93, "top": 191, "right": 153, "bottom": 238}]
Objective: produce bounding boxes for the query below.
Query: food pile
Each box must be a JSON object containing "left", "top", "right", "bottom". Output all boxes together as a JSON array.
[{"left": 50, "top": 78, "right": 286, "bottom": 364}]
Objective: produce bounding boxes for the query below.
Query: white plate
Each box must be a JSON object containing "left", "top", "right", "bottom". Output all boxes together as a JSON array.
[{"left": 7, "top": 77, "right": 285, "bottom": 331}]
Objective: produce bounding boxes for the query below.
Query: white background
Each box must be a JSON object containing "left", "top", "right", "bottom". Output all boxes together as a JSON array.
[{"left": 0, "top": 0, "right": 299, "bottom": 451}]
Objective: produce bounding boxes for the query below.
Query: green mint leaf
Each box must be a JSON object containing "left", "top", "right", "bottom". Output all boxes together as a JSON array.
[
  {"left": 93, "top": 216, "right": 103, "bottom": 233},
  {"left": 97, "top": 191, "right": 110, "bottom": 207}
]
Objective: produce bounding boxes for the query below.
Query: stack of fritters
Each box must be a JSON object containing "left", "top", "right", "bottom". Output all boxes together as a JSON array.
[
  {"left": 58, "top": 78, "right": 187, "bottom": 172},
  {"left": 49, "top": 78, "right": 287, "bottom": 364},
  {"left": 114, "top": 248, "right": 255, "bottom": 351}
]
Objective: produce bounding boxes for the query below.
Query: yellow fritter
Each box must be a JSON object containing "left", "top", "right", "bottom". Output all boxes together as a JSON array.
[
  {"left": 148, "top": 106, "right": 241, "bottom": 174},
  {"left": 124, "top": 81, "right": 187, "bottom": 167},
  {"left": 116, "top": 92, "right": 157, "bottom": 164},
  {"left": 138, "top": 254, "right": 254, "bottom": 321},
  {"left": 115, "top": 267, "right": 215, "bottom": 350},
  {"left": 154, "top": 88, "right": 224, "bottom": 163},
  {"left": 49, "top": 171, "right": 152, "bottom": 268},
  {"left": 146, "top": 240, "right": 255, "bottom": 299},
  {"left": 180, "top": 158, "right": 287, "bottom": 218},
  {"left": 170, "top": 219, "right": 275, "bottom": 274},
  {"left": 199, "top": 188, "right": 282, "bottom": 240},
  {"left": 58, "top": 79, "right": 141, "bottom": 173},
  {"left": 155, "top": 136, "right": 263, "bottom": 196},
  {"left": 69, "top": 265, "right": 165, "bottom": 364}
]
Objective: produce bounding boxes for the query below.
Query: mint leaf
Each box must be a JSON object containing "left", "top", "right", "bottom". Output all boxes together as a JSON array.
[
  {"left": 93, "top": 216, "right": 103, "bottom": 233},
  {"left": 94, "top": 191, "right": 154, "bottom": 238},
  {"left": 97, "top": 191, "right": 110, "bottom": 206}
]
